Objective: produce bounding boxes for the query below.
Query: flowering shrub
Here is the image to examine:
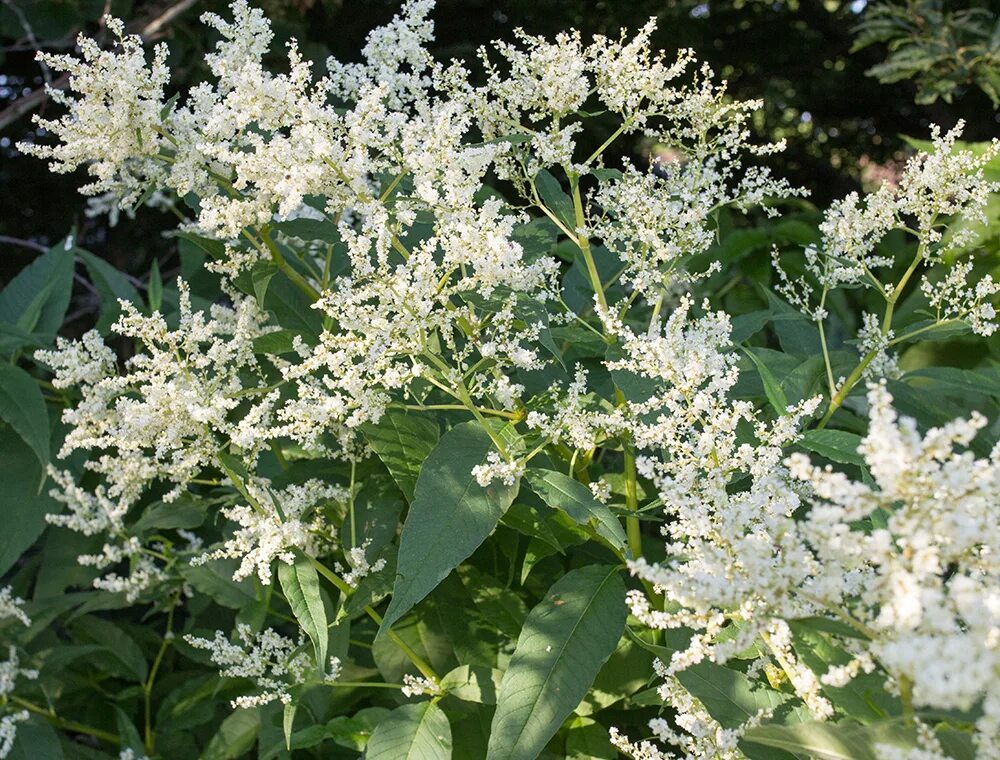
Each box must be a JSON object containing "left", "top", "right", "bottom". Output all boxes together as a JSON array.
[{"left": 2, "top": 1, "right": 999, "bottom": 758}]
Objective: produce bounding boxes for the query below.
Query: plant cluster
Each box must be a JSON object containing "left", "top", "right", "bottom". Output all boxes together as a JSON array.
[{"left": 0, "top": 1, "right": 998, "bottom": 758}]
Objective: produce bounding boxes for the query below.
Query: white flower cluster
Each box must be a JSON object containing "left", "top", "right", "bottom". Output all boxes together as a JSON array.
[
  {"left": 19, "top": 18, "right": 169, "bottom": 206},
  {"left": 20, "top": 3, "right": 1000, "bottom": 755},
  {"left": 185, "top": 624, "right": 314, "bottom": 708},
  {"left": 777, "top": 122, "right": 1000, "bottom": 333},
  {"left": 401, "top": 673, "right": 440, "bottom": 698},
  {"left": 0, "top": 589, "right": 34, "bottom": 759},
  {"left": 193, "top": 479, "right": 345, "bottom": 584},
  {"left": 625, "top": 366, "right": 1000, "bottom": 753}
]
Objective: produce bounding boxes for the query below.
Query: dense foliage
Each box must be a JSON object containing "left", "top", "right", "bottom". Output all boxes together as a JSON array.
[{"left": 0, "top": 1, "right": 999, "bottom": 759}]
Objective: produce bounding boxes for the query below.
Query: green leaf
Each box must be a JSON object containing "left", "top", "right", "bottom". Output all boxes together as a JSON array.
[
  {"left": 742, "top": 720, "right": 920, "bottom": 760},
  {"left": 148, "top": 259, "right": 163, "bottom": 312},
  {"left": 272, "top": 218, "right": 341, "bottom": 244},
  {"left": 0, "top": 363, "right": 49, "bottom": 470},
  {"left": 457, "top": 566, "right": 528, "bottom": 639},
  {"left": 379, "top": 422, "right": 519, "bottom": 635},
  {"left": 533, "top": 169, "right": 576, "bottom": 230},
  {"left": 181, "top": 560, "right": 258, "bottom": 609},
  {"left": 0, "top": 425, "right": 59, "bottom": 575},
  {"left": 199, "top": 708, "right": 261, "bottom": 760},
  {"left": 742, "top": 348, "right": 789, "bottom": 414},
  {"left": 676, "top": 661, "right": 795, "bottom": 729},
  {"left": 789, "top": 623, "right": 899, "bottom": 722},
  {"left": 131, "top": 495, "right": 207, "bottom": 533},
  {"left": 0, "top": 241, "right": 74, "bottom": 340},
  {"left": 78, "top": 250, "right": 143, "bottom": 332},
  {"left": 441, "top": 665, "right": 504, "bottom": 704},
  {"left": 262, "top": 271, "right": 323, "bottom": 338},
  {"left": 283, "top": 703, "right": 296, "bottom": 751},
  {"left": 278, "top": 554, "right": 327, "bottom": 672},
  {"left": 797, "top": 429, "right": 865, "bottom": 466},
  {"left": 72, "top": 616, "right": 148, "bottom": 683},
  {"left": 8, "top": 718, "right": 64, "bottom": 760},
  {"left": 364, "top": 701, "right": 452, "bottom": 760},
  {"left": 565, "top": 717, "right": 616, "bottom": 760},
  {"left": 327, "top": 707, "right": 390, "bottom": 752},
  {"left": 487, "top": 565, "right": 627, "bottom": 760},
  {"left": 525, "top": 469, "right": 629, "bottom": 557},
  {"left": 362, "top": 410, "right": 440, "bottom": 502},
  {"left": 251, "top": 261, "right": 280, "bottom": 306}
]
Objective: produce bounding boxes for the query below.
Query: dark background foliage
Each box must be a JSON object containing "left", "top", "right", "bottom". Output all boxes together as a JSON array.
[{"left": 1, "top": 0, "right": 998, "bottom": 312}]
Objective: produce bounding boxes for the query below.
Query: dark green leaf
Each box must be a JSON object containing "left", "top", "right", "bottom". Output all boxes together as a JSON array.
[
  {"left": 0, "top": 363, "right": 49, "bottom": 469},
  {"left": 362, "top": 410, "right": 439, "bottom": 502},
  {"left": 0, "top": 241, "right": 74, "bottom": 340},
  {"left": 797, "top": 429, "right": 865, "bottom": 466},
  {"left": 487, "top": 565, "right": 627, "bottom": 760},
  {"left": 743, "top": 721, "right": 920, "bottom": 760},
  {"left": 364, "top": 701, "right": 452, "bottom": 760},
  {"left": 79, "top": 250, "right": 143, "bottom": 332},
  {"left": 525, "top": 469, "right": 629, "bottom": 557},
  {"left": 278, "top": 555, "right": 327, "bottom": 672},
  {"left": 199, "top": 708, "right": 260, "bottom": 760},
  {"left": 0, "top": 425, "right": 59, "bottom": 575},
  {"left": 379, "top": 422, "right": 519, "bottom": 635}
]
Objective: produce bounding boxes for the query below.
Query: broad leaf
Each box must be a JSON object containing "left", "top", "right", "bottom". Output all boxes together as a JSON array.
[
  {"left": 743, "top": 720, "right": 920, "bottom": 760},
  {"left": 797, "top": 429, "right": 865, "bottom": 467},
  {"left": 199, "top": 708, "right": 261, "bottom": 760},
  {"left": 0, "top": 362, "right": 49, "bottom": 469},
  {"left": 525, "top": 469, "right": 629, "bottom": 557},
  {"left": 8, "top": 718, "right": 63, "bottom": 760},
  {"left": 0, "top": 241, "right": 74, "bottom": 340},
  {"left": 675, "top": 661, "right": 796, "bottom": 729},
  {"left": 278, "top": 554, "right": 328, "bottom": 672},
  {"left": 78, "top": 250, "right": 142, "bottom": 332},
  {"left": 0, "top": 425, "right": 59, "bottom": 576},
  {"left": 362, "top": 410, "right": 439, "bottom": 502},
  {"left": 487, "top": 565, "right": 627, "bottom": 760},
  {"left": 379, "top": 422, "right": 519, "bottom": 635},
  {"left": 364, "top": 701, "right": 452, "bottom": 760}
]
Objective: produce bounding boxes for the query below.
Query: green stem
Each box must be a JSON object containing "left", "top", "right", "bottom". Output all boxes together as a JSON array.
[
  {"left": 400, "top": 403, "right": 519, "bottom": 420},
  {"left": 143, "top": 598, "right": 178, "bottom": 755},
  {"left": 816, "top": 245, "right": 926, "bottom": 429},
  {"left": 9, "top": 696, "right": 120, "bottom": 746},
  {"left": 569, "top": 175, "right": 608, "bottom": 313},
  {"left": 584, "top": 119, "right": 631, "bottom": 166},
  {"left": 258, "top": 227, "right": 321, "bottom": 302},
  {"left": 308, "top": 557, "right": 438, "bottom": 682}
]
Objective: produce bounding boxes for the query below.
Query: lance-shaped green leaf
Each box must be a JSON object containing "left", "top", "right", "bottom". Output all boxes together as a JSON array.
[
  {"left": 200, "top": 707, "right": 261, "bottom": 760},
  {"left": 487, "top": 565, "right": 627, "bottom": 760},
  {"left": 0, "top": 241, "right": 74, "bottom": 341},
  {"left": 379, "top": 422, "right": 519, "bottom": 635},
  {"left": 742, "top": 721, "right": 921, "bottom": 760},
  {"left": 797, "top": 429, "right": 865, "bottom": 467},
  {"left": 78, "top": 250, "right": 142, "bottom": 332},
  {"left": 0, "top": 429, "right": 60, "bottom": 575},
  {"left": 742, "top": 347, "right": 789, "bottom": 415},
  {"left": 525, "top": 469, "right": 629, "bottom": 558},
  {"left": 362, "top": 410, "right": 440, "bottom": 502},
  {"left": 675, "top": 662, "right": 796, "bottom": 729},
  {"left": 278, "top": 554, "right": 328, "bottom": 672},
  {"left": 364, "top": 701, "right": 452, "bottom": 760},
  {"left": 0, "top": 362, "right": 49, "bottom": 470}
]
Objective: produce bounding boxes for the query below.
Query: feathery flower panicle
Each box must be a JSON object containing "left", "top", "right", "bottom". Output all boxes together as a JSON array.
[
  {"left": 18, "top": 18, "right": 170, "bottom": 206},
  {"left": 185, "top": 625, "right": 314, "bottom": 708}
]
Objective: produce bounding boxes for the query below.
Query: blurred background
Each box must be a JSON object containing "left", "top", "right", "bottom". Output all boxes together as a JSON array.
[{"left": 2, "top": 0, "right": 999, "bottom": 299}]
